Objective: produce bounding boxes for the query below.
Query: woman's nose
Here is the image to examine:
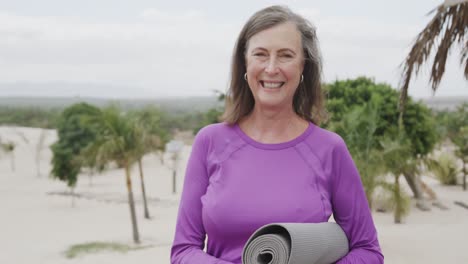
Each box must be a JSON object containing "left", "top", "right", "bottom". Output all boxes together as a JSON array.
[{"left": 264, "top": 57, "right": 280, "bottom": 74}]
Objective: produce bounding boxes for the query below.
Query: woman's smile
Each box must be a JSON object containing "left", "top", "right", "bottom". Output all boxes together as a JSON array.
[{"left": 260, "top": 80, "right": 285, "bottom": 89}]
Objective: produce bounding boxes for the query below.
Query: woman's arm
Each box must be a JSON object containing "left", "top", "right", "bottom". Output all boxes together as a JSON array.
[
  {"left": 330, "top": 138, "right": 384, "bottom": 264},
  {"left": 170, "top": 128, "right": 235, "bottom": 264}
]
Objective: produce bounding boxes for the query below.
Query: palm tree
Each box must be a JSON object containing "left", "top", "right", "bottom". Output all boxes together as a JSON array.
[
  {"left": 82, "top": 106, "right": 142, "bottom": 244},
  {"left": 329, "top": 95, "right": 386, "bottom": 209},
  {"left": 381, "top": 136, "right": 413, "bottom": 224},
  {"left": 134, "top": 124, "right": 161, "bottom": 220},
  {"left": 397, "top": 0, "right": 467, "bottom": 205},
  {"left": 131, "top": 107, "right": 169, "bottom": 219},
  {"left": 75, "top": 143, "right": 106, "bottom": 187},
  {"left": 399, "top": 0, "right": 468, "bottom": 112}
]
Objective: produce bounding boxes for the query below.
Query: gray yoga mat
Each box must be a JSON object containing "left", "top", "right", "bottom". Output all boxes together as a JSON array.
[{"left": 242, "top": 222, "right": 349, "bottom": 264}]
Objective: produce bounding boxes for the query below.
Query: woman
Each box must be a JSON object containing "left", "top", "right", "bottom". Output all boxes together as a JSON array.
[{"left": 171, "top": 5, "right": 383, "bottom": 264}]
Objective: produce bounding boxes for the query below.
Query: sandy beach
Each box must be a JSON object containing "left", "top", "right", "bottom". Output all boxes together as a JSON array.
[{"left": 1, "top": 126, "right": 467, "bottom": 264}]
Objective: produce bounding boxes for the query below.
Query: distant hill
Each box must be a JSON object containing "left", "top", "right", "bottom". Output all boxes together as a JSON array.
[
  {"left": 418, "top": 96, "right": 468, "bottom": 111},
  {"left": 0, "top": 96, "right": 223, "bottom": 113},
  {"left": 0, "top": 95, "right": 466, "bottom": 113}
]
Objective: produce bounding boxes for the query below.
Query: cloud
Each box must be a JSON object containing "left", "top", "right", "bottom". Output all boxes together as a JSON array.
[
  {"left": 295, "top": 10, "right": 425, "bottom": 87},
  {"left": 140, "top": 8, "right": 206, "bottom": 24},
  {"left": 0, "top": 7, "right": 465, "bottom": 98},
  {"left": 0, "top": 10, "right": 240, "bottom": 96}
]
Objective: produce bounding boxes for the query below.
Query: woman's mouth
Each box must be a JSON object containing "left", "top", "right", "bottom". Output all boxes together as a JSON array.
[{"left": 260, "top": 81, "right": 285, "bottom": 89}]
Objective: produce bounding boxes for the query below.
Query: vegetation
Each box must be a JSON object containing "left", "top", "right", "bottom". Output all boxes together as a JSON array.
[
  {"left": 397, "top": 0, "right": 467, "bottom": 196},
  {"left": 0, "top": 140, "right": 16, "bottom": 172},
  {"left": 50, "top": 103, "right": 101, "bottom": 207},
  {"left": 0, "top": 106, "right": 60, "bottom": 128},
  {"left": 193, "top": 90, "right": 225, "bottom": 134},
  {"left": 328, "top": 95, "right": 385, "bottom": 209},
  {"left": 49, "top": 102, "right": 171, "bottom": 242},
  {"left": 327, "top": 91, "right": 414, "bottom": 223},
  {"left": 453, "top": 126, "right": 468, "bottom": 190},
  {"left": 399, "top": 1, "right": 467, "bottom": 114},
  {"left": 193, "top": 108, "right": 223, "bottom": 134},
  {"left": 80, "top": 105, "right": 145, "bottom": 243},
  {"left": 64, "top": 241, "right": 151, "bottom": 259},
  {"left": 434, "top": 103, "right": 468, "bottom": 190},
  {"left": 325, "top": 77, "right": 438, "bottom": 209},
  {"left": 0, "top": 99, "right": 217, "bottom": 134},
  {"left": 380, "top": 135, "right": 414, "bottom": 223},
  {"left": 427, "top": 154, "right": 460, "bottom": 185},
  {"left": 0, "top": 77, "right": 463, "bottom": 226},
  {"left": 129, "top": 106, "right": 170, "bottom": 219},
  {"left": 325, "top": 77, "right": 438, "bottom": 157}
]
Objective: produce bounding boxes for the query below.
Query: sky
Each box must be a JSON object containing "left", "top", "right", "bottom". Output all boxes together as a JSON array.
[{"left": 0, "top": 0, "right": 466, "bottom": 99}]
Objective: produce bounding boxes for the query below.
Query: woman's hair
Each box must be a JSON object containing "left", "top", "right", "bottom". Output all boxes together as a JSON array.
[{"left": 221, "top": 5, "right": 327, "bottom": 125}]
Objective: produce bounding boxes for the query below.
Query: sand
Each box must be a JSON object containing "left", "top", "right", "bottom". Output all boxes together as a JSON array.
[{"left": 1, "top": 126, "right": 467, "bottom": 264}]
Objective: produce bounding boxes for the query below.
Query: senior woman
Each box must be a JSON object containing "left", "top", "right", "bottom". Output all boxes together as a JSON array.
[{"left": 171, "top": 5, "right": 383, "bottom": 264}]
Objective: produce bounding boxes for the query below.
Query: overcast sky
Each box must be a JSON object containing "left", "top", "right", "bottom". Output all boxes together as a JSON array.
[{"left": 0, "top": 0, "right": 466, "bottom": 99}]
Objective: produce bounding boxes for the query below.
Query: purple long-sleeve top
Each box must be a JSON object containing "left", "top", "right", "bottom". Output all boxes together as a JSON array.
[{"left": 171, "top": 122, "right": 383, "bottom": 264}]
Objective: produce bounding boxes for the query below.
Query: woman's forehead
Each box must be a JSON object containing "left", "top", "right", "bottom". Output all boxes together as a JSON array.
[{"left": 246, "top": 22, "right": 302, "bottom": 52}]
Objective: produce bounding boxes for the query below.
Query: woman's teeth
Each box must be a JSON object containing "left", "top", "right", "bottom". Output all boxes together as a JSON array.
[{"left": 261, "top": 81, "right": 284, "bottom": 89}]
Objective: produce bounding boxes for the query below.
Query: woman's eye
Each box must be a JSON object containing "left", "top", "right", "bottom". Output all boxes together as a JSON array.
[
  {"left": 280, "top": 54, "right": 293, "bottom": 58},
  {"left": 254, "top": 53, "right": 266, "bottom": 57}
]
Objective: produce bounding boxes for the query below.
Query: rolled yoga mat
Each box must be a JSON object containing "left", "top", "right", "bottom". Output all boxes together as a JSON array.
[{"left": 242, "top": 222, "right": 349, "bottom": 264}]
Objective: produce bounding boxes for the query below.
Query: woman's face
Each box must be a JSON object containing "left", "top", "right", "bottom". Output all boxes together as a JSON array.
[{"left": 245, "top": 22, "right": 304, "bottom": 110}]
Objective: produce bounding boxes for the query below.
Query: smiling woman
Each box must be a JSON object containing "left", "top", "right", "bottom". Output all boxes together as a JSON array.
[
  {"left": 170, "top": 5, "right": 384, "bottom": 264},
  {"left": 222, "top": 6, "right": 325, "bottom": 127},
  {"left": 245, "top": 22, "right": 304, "bottom": 111}
]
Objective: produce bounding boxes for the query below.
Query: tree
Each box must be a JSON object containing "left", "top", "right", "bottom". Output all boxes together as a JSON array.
[
  {"left": 399, "top": 0, "right": 467, "bottom": 116},
  {"left": 130, "top": 106, "right": 170, "bottom": 219},
  {"left": 380, "top": 135, "right": 413, "bottom": 223},
  {"left": 76, "top": 142, "right": 106, "bottom": 187},
  {"left": 193, "top": 90, "right": 226, "bottom": 134},
  {"left": 325, "top": 77, "right": 437, "bottom": 157},
  {"left": 325, "top": 77, "right": 438, "bottom": 201},
  {"left": 328, "top": 95, "right": 386, "bottom": 209},
  {"left": 193, "top": 108, "right": 223, "bottom": 135},
  {"left": 50, "top": 103, "right": 101, "bottom": 206},
  {"left": 81, "top": 105, "right": 142, "bottom": 243},
  {"left": 328, "top": 94, "right": 418, "bottom": 221},
  {"left": 0, "top": 106, "right": 60, "bottom": 128}
]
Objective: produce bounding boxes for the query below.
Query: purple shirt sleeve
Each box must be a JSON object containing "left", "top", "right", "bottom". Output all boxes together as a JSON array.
[
  {"left": 170, "top": 130, "right": 235, "bottom": 264},
  {"left": 331, "top": 138, "right": 384, "bottom": 264}
]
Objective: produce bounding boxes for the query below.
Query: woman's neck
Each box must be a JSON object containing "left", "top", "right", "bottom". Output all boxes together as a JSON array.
[{"left": 239, "top": 106, "right": 309, "bottom": 144}]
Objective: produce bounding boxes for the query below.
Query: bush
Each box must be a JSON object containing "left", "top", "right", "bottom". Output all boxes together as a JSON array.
[{"left": 427, "top": 154, "right": 459, "bottom": 185}]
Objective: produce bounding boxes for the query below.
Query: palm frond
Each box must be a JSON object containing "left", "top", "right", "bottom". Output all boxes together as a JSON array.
[
  {"left": 399, "top": 1, "right": 468, "bottom": 112},
  {"left": 461, "top": 41, "right": 468, "bottom": 77}
]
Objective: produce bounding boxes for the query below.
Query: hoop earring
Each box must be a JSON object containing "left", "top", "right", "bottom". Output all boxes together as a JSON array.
[
  {"left": 300, "top": 75, "right": 304, "bottom": 83},
  {"left": 244, "top": 73, "right": 248, "bottom": 81}
]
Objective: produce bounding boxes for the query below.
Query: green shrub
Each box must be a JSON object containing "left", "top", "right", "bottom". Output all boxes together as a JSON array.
[{"left": 427, "top": 154, "right": 459, "bottom": 185}]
